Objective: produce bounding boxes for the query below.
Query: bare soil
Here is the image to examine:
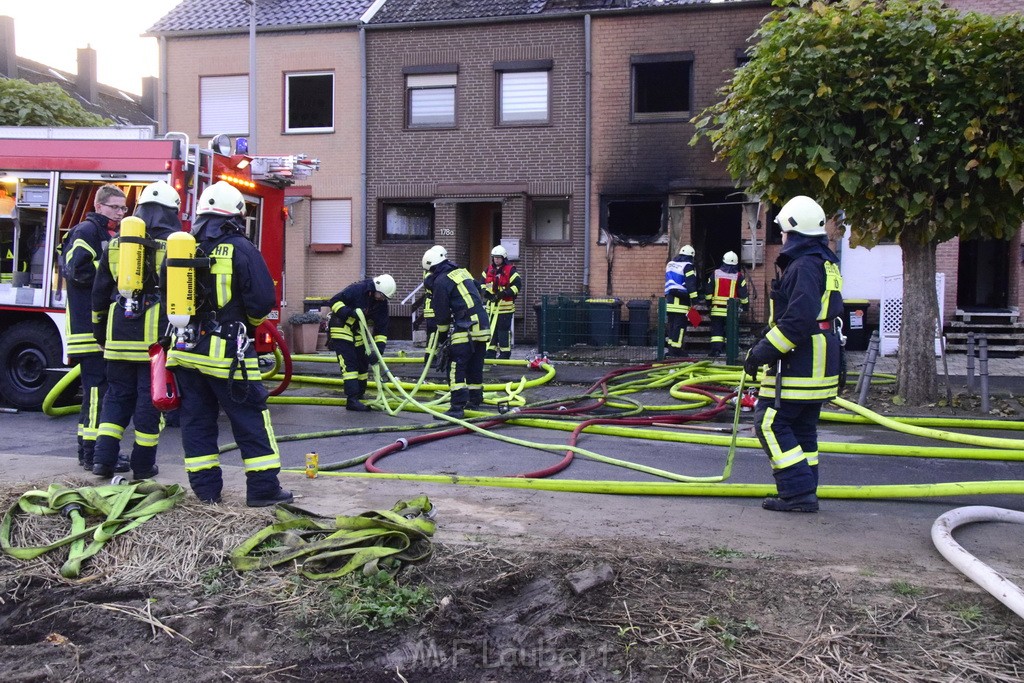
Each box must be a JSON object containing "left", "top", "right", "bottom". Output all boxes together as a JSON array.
[{"left": 1, "top": 482, "right": 1022, "bottom": 683}]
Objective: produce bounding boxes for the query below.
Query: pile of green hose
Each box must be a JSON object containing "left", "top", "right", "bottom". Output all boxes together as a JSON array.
[
  {"left": 0, "top": 480, "right": 185, "bottom": 578},
  {"left": 230, "top": 496, "right": 436, "bottom": 579}
]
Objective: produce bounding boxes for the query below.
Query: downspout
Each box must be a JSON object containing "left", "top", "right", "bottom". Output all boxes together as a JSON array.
[
  {"left": 158, "top": 36, "right": 168, "bottom": 134},
  {"left": 359, "top": 25, "right": 368, "bottom": 279},
  {"left": 583, "top": 13, "right": 592, "bottom": 293}
]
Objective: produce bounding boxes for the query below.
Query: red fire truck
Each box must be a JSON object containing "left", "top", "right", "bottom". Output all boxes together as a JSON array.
[{"left": 0, "top": 127, "right": 317, "bottom": 410}]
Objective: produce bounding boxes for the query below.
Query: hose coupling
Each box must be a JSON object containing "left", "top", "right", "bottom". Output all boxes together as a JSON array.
[{"left": 395, "top": 437, "right": 409, "bottom": 451}]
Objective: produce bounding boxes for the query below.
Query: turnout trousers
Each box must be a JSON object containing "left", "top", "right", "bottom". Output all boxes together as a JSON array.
[
  {"left": 753, "top": 398, "right": 822, "bottom": 499},
  {"left": 174, "top": 367, "right": 283, "bottom": 503},
  {"left": 92, "top": 360, "right": 162, "bottom": 477}
]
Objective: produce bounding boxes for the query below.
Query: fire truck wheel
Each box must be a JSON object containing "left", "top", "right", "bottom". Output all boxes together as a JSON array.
[{"left": 0, "top": 320, "right": 67, "bottom": 411}]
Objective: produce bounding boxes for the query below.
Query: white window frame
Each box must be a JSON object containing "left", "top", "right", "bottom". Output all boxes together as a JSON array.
[
  {"left": 200, "top": 75, "right": 248, "bottom": 137},
  {"left": 407, "top": 73, "right": 456, "bottom": 128},
  {"left": 311, "top": 198, "right": 352, "bottom": 247},
  {"left": 285, "top": 71, "right": 335, "bottom": 134},
  {"left": 497, "top": 70, "right": 549, "bottom": 125}
]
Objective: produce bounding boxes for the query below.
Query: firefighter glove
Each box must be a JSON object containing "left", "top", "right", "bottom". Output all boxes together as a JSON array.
[{"left": 744, "top": 342, "right": 776, "bottom": 381}]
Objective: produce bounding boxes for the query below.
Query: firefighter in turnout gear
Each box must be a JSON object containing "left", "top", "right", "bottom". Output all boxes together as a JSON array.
[
  {"left": 62, "top": 184, "right": 127, "bottom": 470},
  {"left": 89, "top": 181, "right": 180, "bottom": 479},
  {"left": 704, "top": 251, "right": 749, "bottom": 358},
  {"left": 163, "top": 181, "right": 291, "bottom": 507},
  {"left": 327, "top": 274, "right": 395, "bottom": 412},
  {"left": 665, "top": 244, "right": 699, "bottom": 357},
  {"left": 423, "top": 246, "right": 490, "bottom": 418},
  {"left": 480, "top": 245, "right": 521, "bottom": 359},
  {"left": 744, "top": 196, "right": 844, "bottom": 513}
]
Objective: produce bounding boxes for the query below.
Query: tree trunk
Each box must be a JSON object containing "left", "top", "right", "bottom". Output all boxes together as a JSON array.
[{"left": 897, "top": 237, "right": 939, "bottom": 404}]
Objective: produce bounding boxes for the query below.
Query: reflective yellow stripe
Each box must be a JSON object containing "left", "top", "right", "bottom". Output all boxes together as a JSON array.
[
  {"left": 184, "top": 453, "right": 220, "bottom": 472},
  {"left": 135, "top": 430, "right": 160, "bottom": 448},
  {"left": 97, "top": 423, "right": 125, "bottom": 440},
  {"left": 766, "top": 326, "right": 795, "bottom": 353}
]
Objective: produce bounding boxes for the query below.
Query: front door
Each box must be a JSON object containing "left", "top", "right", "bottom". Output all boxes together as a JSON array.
[
  {"left": 459, "top": 202, "right": 502, "bottom": 278},
  {"left": 957, "top": 238, "right": 1009, "bottom": 310}
]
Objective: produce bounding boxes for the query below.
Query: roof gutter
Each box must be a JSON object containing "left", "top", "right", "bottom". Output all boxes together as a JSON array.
[{"left": 144, "top": 21, "right": 361, "bottom": 40}]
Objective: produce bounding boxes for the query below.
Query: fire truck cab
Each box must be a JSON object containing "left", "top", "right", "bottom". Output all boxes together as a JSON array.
[{"left": 0, "top": 127, "right": 316, "bottom": 410}]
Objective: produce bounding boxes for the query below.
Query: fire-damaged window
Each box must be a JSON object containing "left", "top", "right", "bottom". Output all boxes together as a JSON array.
[
  {"left": 382, "top": 202, "right": 434, "bottom": 242},
  {"left": 600, "top": 197, "right": 666, "bottom": 244},
  {"left": 631, "top": 52, "right": 693, "bottom": 122},
  {"left": 285, "top": 72, "right": 334, "bottom": 133}
]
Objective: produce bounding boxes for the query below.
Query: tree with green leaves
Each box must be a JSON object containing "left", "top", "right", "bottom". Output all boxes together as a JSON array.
[
  {"left": 692, "top": 0, "right": 1024, "bottom": 404},
  {"left": 0, "top": 78, "right": 110, "bottom": 127}
]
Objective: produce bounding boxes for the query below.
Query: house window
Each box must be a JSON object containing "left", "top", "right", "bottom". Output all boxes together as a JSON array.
[
  {"left": 406, "top": 71, "right": 456, "bottom": 128},
  {"left": 601, "top": 197, "right": 666, "bottom": 244},
  {"left": 495, "top": 60, "right": 552, "bottom": 125},
  {"left": 200, "top": 75, "right": 248, "bottom": 136},
  {"left": 631, "top": 53, "right": 693, "bottom": 122},
  {"left": 531, "top": 199, "right": 570, "bottom": 242},
  {"left": 286, "top": 72, "right": 334, "bottom": 133},
  {"left": 311, "top": 199, "right": 351, "bottom": 251},
  {"left": 383, "top": 202, "right": 434, "bottom": 242}
]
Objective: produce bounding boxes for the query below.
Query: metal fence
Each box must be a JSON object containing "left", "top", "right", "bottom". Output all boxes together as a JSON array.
[{"left": 534, "top": 295, "right": 667, "bottom": 364}]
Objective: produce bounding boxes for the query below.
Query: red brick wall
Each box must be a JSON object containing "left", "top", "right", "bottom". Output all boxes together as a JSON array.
[{"left": 589, "top": 4, "right": 770, "bottom": 306}]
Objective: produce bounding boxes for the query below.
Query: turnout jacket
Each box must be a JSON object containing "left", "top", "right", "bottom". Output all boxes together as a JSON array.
[
  {"left": 63, "top": 213, "right": 115, "bottom": 357},
  {"left": 704, "top": 263, "right": 749, "bottom": 317},
  {"left": 92, "top": 204, "right": 179, "bottom": 362},
  {"left": 664, "top": 254, "right": 698, "bottom": 313},
  {"left": 751, "top": 233, "right": 844, "bottom": 403},
  {"left": 166, "top": 214, "right": 275, "bottom": 379},
  {"left": 327, "top": 278, "right": 389, "bottom": 354},
  {"left": 481, "top": 262, "right": 522, "bottom": 315},
  {"left": 425, "top": 260, "right": 489, "bottom": 340}
]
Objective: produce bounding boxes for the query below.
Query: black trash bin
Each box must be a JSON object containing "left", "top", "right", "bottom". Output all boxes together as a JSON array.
[
  {"left": 842, "top": 299, "right": 871, "bottom": 351},
  {"left": 626, "top": 300, "right": 651, "bottom": 346},
  {"left": 303, "top": 297, "right": 329, "bottom": 314},
  {"left": 585, "top": 298, "right": 621, "bottom": 346}
]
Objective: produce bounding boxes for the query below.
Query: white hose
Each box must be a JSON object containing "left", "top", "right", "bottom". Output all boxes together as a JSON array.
[{"left": 931, "top": 506, "right": 1024, "bottom": 619}]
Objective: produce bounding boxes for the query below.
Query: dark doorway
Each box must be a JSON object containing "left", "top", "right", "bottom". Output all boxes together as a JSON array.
[
  {"left": 690, "top": 191, "right": 742, "bottom": 277},
  {"left": 957, "top": 238, "right": 1009, "bottom": 310},
  {"left": 457, "top": 202, "right": 501, "bottom": 278}
]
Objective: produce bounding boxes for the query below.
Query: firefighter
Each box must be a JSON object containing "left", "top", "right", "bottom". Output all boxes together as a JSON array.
[
  {"left": 61, "top": 184, "right": 128, "bottom": 470},
  {"left": 89, "top": 181, "right": 180, "bottom": 479},
  {"left": 480, "top": 245, "right": 522, "bottom": 359},
  {"left": 164, "top": 181, "right": 291, "bottom": 507},
  {"left": 704, "top": 250, "right": 749, "bottom": 358},
  {"left": 744, "top": 195, "right": 843, "bottom": 513},
  {"left": 422, "top": 245, "right": 490, "bottom": 418},
  {"left": 327, "top": 274, "right": 396, "bottom": 412},
  {"left": 664, "top": 244, "right": 699, "bottom": 357}
]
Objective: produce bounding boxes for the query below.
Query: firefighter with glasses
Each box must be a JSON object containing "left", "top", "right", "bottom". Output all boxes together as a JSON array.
[
  {"left": 664, "top": 244, "right": 699, "bottom": 357},
  {"left": 163, "top": 181, "right": 291, "bottom": 507},
  {"left": 422, "top": 245, "right": 490, "bottom": 418},
  {"left": 89, "top": 181, "right": 180, "bottom": 479},
  {"left": 62, "top": 184, "right": 128, "bottom": 471},
  {"left": 744, "top": 195, "right": 843, "bottom": 513},
  {"left": 704, "top": 250, "right": 749, "bottom": 358},
  {"left": 327, "top": 274, "right": 396, "bottom": 412},
  {"left": 480, "top": 245, "right": 521, "bottom": 359}
]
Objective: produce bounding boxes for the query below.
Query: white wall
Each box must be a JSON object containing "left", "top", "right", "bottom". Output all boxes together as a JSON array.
[{"left": 838, "top": 234, "right": 902, "bottom": 299}]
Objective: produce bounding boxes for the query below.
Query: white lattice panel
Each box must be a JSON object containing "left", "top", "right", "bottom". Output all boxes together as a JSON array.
[{"left": 879, "top": 273, "right": 945, "bottom": 357}]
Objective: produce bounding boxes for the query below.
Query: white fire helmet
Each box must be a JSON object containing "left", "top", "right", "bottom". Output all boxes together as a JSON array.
[
  {"left": 373, "top": 274, "right": 397, "bottom": 299},
  {"left": 138, "top": 181, "right": 181, "bottom": 210},
  {"left": 491, "top": 245, "right": 508, "bottom": 259},
  {"left": 723, "top": 251, "right": 739, "bottom": 266},
  {"left": 678, "top": 244, "right": 695, "bottom": 257},
  {"left": 775, "top": 195, "right": 827, "bottom": 236},
  {"left": 421, "top": 245, "right": 448, "bottom": 271},
  {"left": 197, "top": 181, "right": 245, "bottom": 216}
]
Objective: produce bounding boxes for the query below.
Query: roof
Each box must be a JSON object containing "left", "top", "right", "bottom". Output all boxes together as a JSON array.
[
  {"left": 12, "top": 57, "right": 155, "bottom": 127},
  {"left": 369, "top": 0, "right": 763, "bottom": 25},
  {"left": 147, "top": 0, "right": 374, "bottom": 35}
]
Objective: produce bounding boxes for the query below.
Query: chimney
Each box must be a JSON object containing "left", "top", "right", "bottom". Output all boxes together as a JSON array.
[
  {"left": 76, "top": 45, "right": 98, "bottom": 103},
  {"left": 0, "top": 16, "right": 16, "bottom": 78},
  {"left": 142, "top": 76, "right": 158, "bottom": 122}
]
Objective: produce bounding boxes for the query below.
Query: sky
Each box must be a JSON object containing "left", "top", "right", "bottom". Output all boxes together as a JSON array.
[{"left": 3, "top": 1, "right": 183, "bottom": 95}]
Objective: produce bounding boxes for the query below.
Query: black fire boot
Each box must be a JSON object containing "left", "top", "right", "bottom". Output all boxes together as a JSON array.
[{"left": 762, "top": 492, "right": 819, "bottom": 513}]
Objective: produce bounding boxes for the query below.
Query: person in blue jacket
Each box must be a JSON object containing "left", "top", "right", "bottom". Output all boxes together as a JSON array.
[
  {"left": 61, "top": 183, "right": 127, "bottom": 471},
  {"left": 165, "top": 181, "right": 291, "bottom": 507},
  {"left": 90, "top": 181, "right": 181, "bottom": 479},
  {"left": 744, "top": 196, "right": 844, "bottom": 513},
  {"left": 327, "top": 274, "right": 396, "bottom": 412},
  {"left": 664, "top": 244, "right": 699, "bottom": 356}
]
